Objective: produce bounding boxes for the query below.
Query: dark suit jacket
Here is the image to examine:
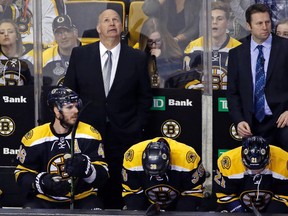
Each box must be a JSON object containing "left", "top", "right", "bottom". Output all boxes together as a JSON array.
[
  {"left": 63, "top": 41, "right": 152, "bottom": 150},
  {"left": 227, "top": 34, "right": 288, "bottom": 129}
]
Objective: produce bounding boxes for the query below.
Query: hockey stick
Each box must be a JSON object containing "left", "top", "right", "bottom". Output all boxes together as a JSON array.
[
  {"left": 145, "top": 203, "right": 160, "bottom": 216},
  {"left": 69, "top": 100, "right": 92, "bottom": 209},
  {"left": 251, "top": 203, "right": 262, "bottom": 216}
]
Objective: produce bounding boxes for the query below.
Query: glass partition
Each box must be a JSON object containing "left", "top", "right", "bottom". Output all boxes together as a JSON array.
[{"left": 1, "top": 0, "right": 286, "bottom": 207}]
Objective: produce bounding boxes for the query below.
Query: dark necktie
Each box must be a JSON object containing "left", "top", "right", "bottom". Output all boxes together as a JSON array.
[
  {"left": 254, "top": 45, "right": 265, "bottom": 122},
  {"left": 103, "top": 50, "right": 112, "bottom": 96}
]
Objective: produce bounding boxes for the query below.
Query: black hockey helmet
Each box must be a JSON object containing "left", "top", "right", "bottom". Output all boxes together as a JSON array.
[
  {"left": 242, "top": 136, "right": 270, "bottom": 170},
  {"left": 47, "top": 87, "right": 82, "bottom": 113},
  {"left": 142, "top": 138, "right": 170, "bottom": 176}
]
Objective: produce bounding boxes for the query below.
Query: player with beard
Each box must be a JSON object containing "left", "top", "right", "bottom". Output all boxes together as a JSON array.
[{"left": 14, "top": 87, "right": 108, "bottom": 209}]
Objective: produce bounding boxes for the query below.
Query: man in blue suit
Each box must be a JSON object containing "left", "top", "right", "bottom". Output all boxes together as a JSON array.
[
  {"left": 64, "top": 9, "right": 152, "bottom": 209},
  {"left": 227, "top": 3, "right": 288, "bottom": 151}
]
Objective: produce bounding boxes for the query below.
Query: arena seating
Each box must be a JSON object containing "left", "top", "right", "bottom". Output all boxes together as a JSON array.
[
  {"left": 127, "top": 1, "right": 147, "bottom": 47},
  {"left": 65, "top": 0, "right": 126, "bottom": 45},
  {"left": 0, "top": 1, "right": 240, "bottom": 211}
]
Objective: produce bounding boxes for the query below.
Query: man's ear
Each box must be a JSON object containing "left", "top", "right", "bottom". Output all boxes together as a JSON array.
[
  {"left": 73, "top": 28, "right": 79, "bottom": 36},
  {"left": 246, "top": 22, "right": 252, "bottom": 31},
  {"left": 54, "top": 106, "right": 60, "bottom": 117}
]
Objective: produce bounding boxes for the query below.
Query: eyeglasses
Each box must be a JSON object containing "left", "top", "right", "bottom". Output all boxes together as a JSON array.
[{"left": 147, "top": 39, "right": 161, "bottom": 46}]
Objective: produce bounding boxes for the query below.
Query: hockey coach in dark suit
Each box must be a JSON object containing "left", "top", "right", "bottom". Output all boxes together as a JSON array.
[
  {"left": 227, "top": 3, "right": 288, "bottom": 151},
  {"left": 64, "top": 9, "right": 152, "bottom": 209}
]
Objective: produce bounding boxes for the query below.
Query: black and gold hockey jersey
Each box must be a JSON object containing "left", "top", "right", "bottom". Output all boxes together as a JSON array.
[
  {"left": 214, "top": 145, "right": 288, "bottom": 212},
  {"left": 42, "top": 45, "right": 69, "bottom": 86},
  {"left": 15, "top": 122, "right": 108, "bottom": 202},
  {"left": 183, "top": 35, "right": 241, "bottom": 90},
  {"left": 122, "top": 137, "right": 205, "bottom": 210},
  {"left": 0, "top": 56, "right": 33, "bottom": 86},
  {"left": 0, "top": 2, "right": 18, "bottom": 20}
]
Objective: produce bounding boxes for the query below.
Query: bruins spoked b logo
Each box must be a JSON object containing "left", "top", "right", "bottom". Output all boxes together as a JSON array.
[
  {"left": 229, "top": 123, "right": 242, "bottom": 141},
  {"left": 0, "top": 116, "right": 15, "bottom": 136},
  {"left": 161, "top": 119, "right": 181, "bottom": 139}
]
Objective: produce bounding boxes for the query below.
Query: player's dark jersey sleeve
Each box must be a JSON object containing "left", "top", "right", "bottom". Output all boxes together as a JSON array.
[{"left": 122, "top": 146, "right": 149, "bottom": 210}]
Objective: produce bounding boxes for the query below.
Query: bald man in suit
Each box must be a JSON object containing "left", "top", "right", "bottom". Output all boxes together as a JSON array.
[{"left": 64, "top": 9, "right": 152, "bottom": 209}]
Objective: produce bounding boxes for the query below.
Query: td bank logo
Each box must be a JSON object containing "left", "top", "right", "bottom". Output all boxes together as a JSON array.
[
  {"left": 218, "top": 97, "right": 228, "bottom": 112},
  {"left": 218, "top": 149, "right": 229, "bottom": 158},
  {"left": 151, "top": 96, "right": 166, "bottom": 111}
]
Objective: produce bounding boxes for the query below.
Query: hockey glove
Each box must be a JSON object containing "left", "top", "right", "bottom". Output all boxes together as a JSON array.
[
  {"left": 34, "top": 172, "right": 70, "bottom": 197},
  {"left": 64, "top": 153, "right": 93, "bottom": 178}
]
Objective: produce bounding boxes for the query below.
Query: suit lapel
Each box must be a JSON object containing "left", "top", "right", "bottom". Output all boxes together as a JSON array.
[
  {"left": 243, "top": 41, "right": 253, "bottom": 92},
  {"left": 241, "top": 39, "right": 254, "bottom": 112},
  {"left": 266, "top": 35, "right": 279, "bottom": 82},
  {"left": 90, "top": 42, "right": 106, "bottom": 96},
  {"left": 109, "top": 43, "right": 127, "bottom": 93},
  {"left": 90, "top": 42, "right": 102, "bottom": 75}
]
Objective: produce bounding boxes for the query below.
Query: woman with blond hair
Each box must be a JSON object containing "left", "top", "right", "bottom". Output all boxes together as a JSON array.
[{"left": 0, "top": 19, "right": 33, "bottom": 86}]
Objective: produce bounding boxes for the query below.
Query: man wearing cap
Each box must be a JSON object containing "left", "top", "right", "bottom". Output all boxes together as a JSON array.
[{"left": 42, "top": 14, "right": 80, "bottom": 86}]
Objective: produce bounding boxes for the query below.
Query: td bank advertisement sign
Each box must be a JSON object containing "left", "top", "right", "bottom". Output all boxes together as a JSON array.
[
  {"left": 146, "top": 89, "right": 202, "bottom": 154},
  {"left": 0, "top": 86, "right": 35, "bottom": 167},
  {"left": 212, "top": 91, "right": 241, "bottom": 169}
]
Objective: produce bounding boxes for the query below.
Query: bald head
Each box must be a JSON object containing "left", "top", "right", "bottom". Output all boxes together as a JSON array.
[
  {"left": 97, "top": 9, "right": 121, "bottom": 25},
  {"left": 96, "top": 9, "right": 122, "bottom": 45}
]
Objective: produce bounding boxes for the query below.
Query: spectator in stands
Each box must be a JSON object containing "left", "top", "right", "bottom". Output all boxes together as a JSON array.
[
  {"left": 214, "top": 136, "right": 288, "bottom": 213},
  {"left": 142, "top": 0, "right": 202, "bottom": 50},
  {"left": 0, "top": 0, "right": 17, "bottom": 20},
  {"left": 275, "top": 18, "right": 288, "bottom": 38},
  {"left": 14, "top": 87, "right": 109, "bottom": 209},
  {"left": 63, "top": 9, "right": 152, "bottom": 209},
  {"left": 43, "top": 14, "right": 80, "bottom": 86},
  {"left": 0, "top": 19, "right": 33, "bottom": 86},
  {"left": 183, "top": 1, "right": 241, "bottom": 90},
  {"left": 0, "top": 0, "right": 66, "bottom": 51},
  {"left": 138, "top": 17, "right": 183, "bottom": 88},
  {"left": 122, "top": 137, "right": 206, "bottom": 211},
  {"left": 223, "top": 0, "right": 253, "bottom": 40}
]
